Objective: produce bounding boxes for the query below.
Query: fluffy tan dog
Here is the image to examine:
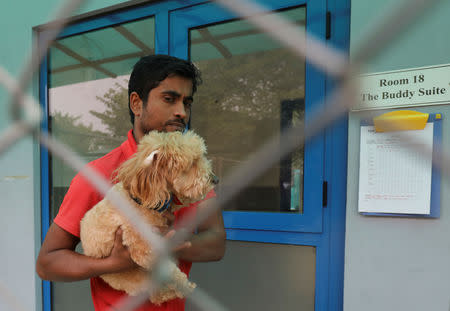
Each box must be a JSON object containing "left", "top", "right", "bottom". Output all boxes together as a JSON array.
[{"left": 80, "top": 130, "right": 216, "bottom": 305}]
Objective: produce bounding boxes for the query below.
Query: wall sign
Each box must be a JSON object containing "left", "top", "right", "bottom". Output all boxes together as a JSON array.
[
  {"left": 352, "top": 63, "right": 450, "bottom": 111},
  {"left": 359, "top": 123, "right": 433, "bottom": 215},
  {"left": 358, "top": 111, "right": 442, "bottom": 218}
]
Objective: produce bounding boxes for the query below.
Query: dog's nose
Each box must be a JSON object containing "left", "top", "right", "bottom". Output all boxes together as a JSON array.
[{"left": 211, "top": 174, "right": 219, "bottom": 185}]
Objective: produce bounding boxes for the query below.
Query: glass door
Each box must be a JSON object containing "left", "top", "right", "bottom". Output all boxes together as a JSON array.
[
  {"left": 39, "top": 1, "right": 346, "bottom": 310},
  {"left": 40, "top": 10, "right": 158, "bottom": 311},
  {"left": 170, "top": 0, "right": 326, "bottom": 233}
]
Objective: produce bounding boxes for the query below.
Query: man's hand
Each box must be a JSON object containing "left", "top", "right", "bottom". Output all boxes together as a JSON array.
[
  {"left": 160, "top": 210, "right": 192, "bottom": 253},
  {"left": 105, "top": 228, "right": 139, "bottom": 272},
  {"left": 173, "top": 197, "right": 226, "bottom": 262},
  {"left": 164, "top": 229, "right": 192, "bottom": 253},
  {"left": 36, "top": 223, "right": 139, "bottom": 282}
]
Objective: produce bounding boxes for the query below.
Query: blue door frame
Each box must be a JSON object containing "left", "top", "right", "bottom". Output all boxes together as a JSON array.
[
  {"left": 170, "top": 0, "right": 326, "bottom": 234},
  {"left": 38, "top": 0, "right": 349, "bottom": 310}
]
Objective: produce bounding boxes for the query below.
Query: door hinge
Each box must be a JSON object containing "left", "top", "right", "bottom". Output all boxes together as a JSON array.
[
  {"left": 322, "top": 181, "right": 328, "bottom": 207},
  {"left": 326, "top": 11, "right": 331, "bottom": 40}
]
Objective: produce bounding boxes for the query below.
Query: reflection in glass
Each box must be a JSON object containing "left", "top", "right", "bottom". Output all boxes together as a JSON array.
[
  {"left": 48, "top": 17, "right": 155, "bottom": 221},
  {"left": 189, "top": 7, "right": 306, "bottom": 213},
  {"left": 48, "top": 16, "right": 155, "bottom": 311}
]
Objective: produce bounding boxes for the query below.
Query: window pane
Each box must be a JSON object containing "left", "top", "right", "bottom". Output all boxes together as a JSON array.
[
  {"left": 49, "top": 16, "right": 155, "bottom": 220},
  {"left": 189, "top": 6, "right": 306, "bottom": 213},
  {"left": 188, "top": 241, "right": 315, "bottom": 311},
  {"left": 48, "top": 16, "right": 155, "bottom": 311}
]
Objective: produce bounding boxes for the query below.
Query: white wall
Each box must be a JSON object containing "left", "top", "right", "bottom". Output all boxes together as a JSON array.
[
  {"left": 0, "top": 1, "right": 127, "bottom": 310},
  {"left": 0, "top": 138, "right": 38, "bottom": 311},
  {"left": 344, "top": 1, "right": 450, "bottom": 310}
]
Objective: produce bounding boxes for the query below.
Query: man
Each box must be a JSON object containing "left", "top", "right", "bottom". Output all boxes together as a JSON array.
[{"left": 36, "top": 55, "right": 226, "bottom": 310}]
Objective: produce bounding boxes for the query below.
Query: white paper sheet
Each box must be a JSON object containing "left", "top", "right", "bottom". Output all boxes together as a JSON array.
[{"left": 358, "top": 123, "right": 433, "bottom": 214}]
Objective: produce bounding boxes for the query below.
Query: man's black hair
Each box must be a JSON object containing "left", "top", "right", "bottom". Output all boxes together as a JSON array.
[{"left": 128, "top": 54, "right": 202, "bottom": 125}]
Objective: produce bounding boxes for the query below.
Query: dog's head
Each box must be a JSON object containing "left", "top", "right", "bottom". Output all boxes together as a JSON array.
[{"left": 116, "top": 130, "right": 217, "bottom": 209}]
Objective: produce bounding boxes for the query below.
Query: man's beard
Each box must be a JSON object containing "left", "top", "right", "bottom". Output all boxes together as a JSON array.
[{"left": 140, "top": 118, "right": 186, "bottom": 134}]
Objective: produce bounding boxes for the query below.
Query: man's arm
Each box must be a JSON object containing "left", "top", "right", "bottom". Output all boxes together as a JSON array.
[
  {"left": 36, "top": 223, "right": 137, "bottom": 282},
  {"left": 176, "top": 197, "right": 226, "bottom": 262}
]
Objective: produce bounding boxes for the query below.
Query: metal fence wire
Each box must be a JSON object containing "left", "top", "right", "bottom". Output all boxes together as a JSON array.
[{"left": 0, "top": 0, "right": 446, "bottom": 310}]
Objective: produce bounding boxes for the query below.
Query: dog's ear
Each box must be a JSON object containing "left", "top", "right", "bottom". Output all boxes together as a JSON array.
[
  {"left": 115, "top": 146, "right": 169, "bottom": 208},
  {"left": 144, "top": 150, "right": 159, "bottom": 166}
]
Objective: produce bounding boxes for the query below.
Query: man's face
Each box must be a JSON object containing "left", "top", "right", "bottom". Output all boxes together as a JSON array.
[{"left": 132, "top": 75, "right": 194, "bottom": 141}]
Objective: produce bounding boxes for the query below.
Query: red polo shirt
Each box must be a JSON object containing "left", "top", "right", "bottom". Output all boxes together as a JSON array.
[{"left": 54, "top": 130, "right": 215, "bottom": 311}]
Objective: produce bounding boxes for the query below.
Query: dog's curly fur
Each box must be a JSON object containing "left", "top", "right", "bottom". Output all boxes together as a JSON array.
[{"left": 80, "top": 130, "right": 215, "bottom": 305}]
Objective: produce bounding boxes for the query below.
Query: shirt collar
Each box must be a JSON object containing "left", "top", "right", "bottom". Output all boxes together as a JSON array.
[{"left": 121, "top": 129, "right": 138, "bottom": 160}]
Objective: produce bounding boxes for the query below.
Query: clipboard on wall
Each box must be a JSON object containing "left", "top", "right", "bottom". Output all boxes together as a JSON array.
[{"left": 358, "top": 110, "right": 441, "bottom": 218}]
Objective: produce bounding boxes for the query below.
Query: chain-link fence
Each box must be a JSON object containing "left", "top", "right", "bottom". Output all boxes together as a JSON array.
[{"left": 0, "top": 0, "right": 447, "bottom": 310}]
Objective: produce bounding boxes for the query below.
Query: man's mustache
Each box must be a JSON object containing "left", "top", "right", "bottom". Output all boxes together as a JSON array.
[{"left": 165, "top": 119, "right": 186, "bottom": 127}]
